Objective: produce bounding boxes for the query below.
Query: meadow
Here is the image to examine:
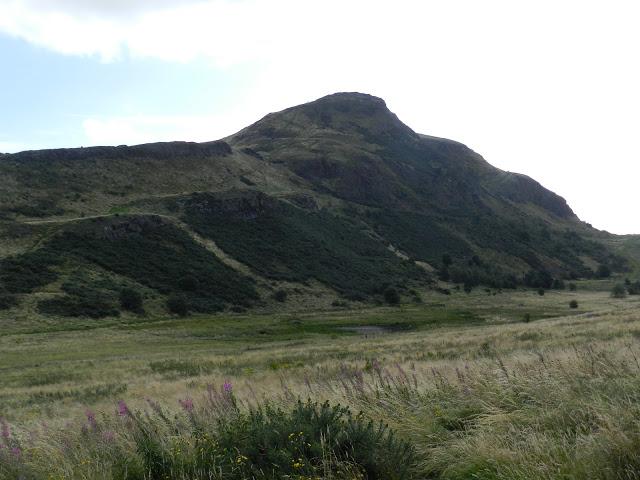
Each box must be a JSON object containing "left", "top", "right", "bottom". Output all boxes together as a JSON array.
[{"left": 1, "top": 283, "right": 640, "bottom": 479}]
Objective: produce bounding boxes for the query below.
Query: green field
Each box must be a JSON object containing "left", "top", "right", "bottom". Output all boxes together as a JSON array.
[{"left": 2, "top": 282, "right": 640, "bottom": 478}]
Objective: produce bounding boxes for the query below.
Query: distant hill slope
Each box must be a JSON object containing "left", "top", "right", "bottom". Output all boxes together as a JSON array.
[{"left": 0, "top": 92, "right": 630, "bottom": 320}]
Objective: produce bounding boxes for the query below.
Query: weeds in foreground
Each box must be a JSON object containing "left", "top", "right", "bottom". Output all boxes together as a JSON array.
[{"left": 2, "top": 343, "right": 640, "bottom": 479}]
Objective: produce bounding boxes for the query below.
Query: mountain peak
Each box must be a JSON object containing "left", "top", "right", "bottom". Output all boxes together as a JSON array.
[{"left": 228, "top": 91, "right": 414, "bottom": 147}]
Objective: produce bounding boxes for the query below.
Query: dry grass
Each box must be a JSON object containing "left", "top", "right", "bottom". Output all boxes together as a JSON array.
[{"left": 1, "top": 286, "right": 640, "bottom": 478}]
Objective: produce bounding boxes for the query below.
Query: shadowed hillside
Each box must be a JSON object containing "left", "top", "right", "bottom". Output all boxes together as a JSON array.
[{"left": 0, "top": 92, "right": 631, "bottom": 320}]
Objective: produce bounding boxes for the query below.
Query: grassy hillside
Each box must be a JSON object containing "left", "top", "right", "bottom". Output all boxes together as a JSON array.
[
  {"left": 179, "top": 191, "right": 426, "bottom": 299},
  {"left": 0, "top": 92, "right": 634, "bottom": 321}
]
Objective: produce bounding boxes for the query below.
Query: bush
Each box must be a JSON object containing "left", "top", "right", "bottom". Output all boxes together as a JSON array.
[
  {"left": 37, "top": 295, "right": 119, "bottom": 318},
  {"left": 129, "top": 399, "right": 414, "bottom": 480},
  {"left": 120, "top": 288, "right": 143, "bottom": 312},
  {"left": 0, "top": 293, "right": 18, "bottom": 310},
  {"left": 538, "top": 288, "right": 545, "bottom": 296},
  {"left": 384, "top": 287, "right": 400, "bottom": 305},
  {"left": 273, "top": 289, "right": 287, "bottom": 302},
  {"left": 178, "top": 275, "right": 199, "bottom": 292},
  {"left": 596, "top": 264, "right": 612, "bottom": 278},
  {"left": 167, "top": 295, "right": 189, "bottom": 316},
  {"left": 611, "top": 284, "right": 627, "bottom": 299},
  {"left": 627, "top": 281, "right": 640, "bottom": 295},
  {"left": 523, "top": 313, "right": 531, "bottom": 323},
  {"left": 569, "top": 283, "right": 577, "bottom": 291},
  {"left": 569, "top": 300, "right": 579, "bottom": 309}
]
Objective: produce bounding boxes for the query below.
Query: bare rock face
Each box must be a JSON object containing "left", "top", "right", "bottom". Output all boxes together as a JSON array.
[{"left": 183, "top": 191, "right": 279, "bottom": 220}]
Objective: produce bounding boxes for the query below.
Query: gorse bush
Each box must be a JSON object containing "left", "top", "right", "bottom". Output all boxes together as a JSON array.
[
  {"left": 0, "top": 293, "right": 17, "bottom": 310},
  {"left": 0, "top": 250, "right": 60, "bottom": 294},
  {"left": 120, "top": 288, "right": 143, "bottom": 312},
  {"left": 37, "top": 294, "right": 119, "bottom": 318},
  {"left": 182, "top": 193, "right": 426, "bottom": 299},
  {"left": 1, "top": 389, "right": 414, "bottom": 480},
  {"left": 167, "top": 294, "right": 189, "bottom": 316},
  {"left": 611, "top": 284, "right": 627, "bottom": 299}
]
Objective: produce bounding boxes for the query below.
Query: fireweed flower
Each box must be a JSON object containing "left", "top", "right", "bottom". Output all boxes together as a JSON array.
[
  {"left": 10, "top": 447, "right": 21, "bottom": 458},
  {"left": 0, "top": 418, "right": 10, "bottom": 443},
  {"left": 117, "top": 400, "right": 129, "bottom": 417},
  {"left": 179, "top": 398, "right": 194, "bottom": 413},
  {"left": 102, "top": 431, "right": 116, "bottom": 443},
  {"left": 86, "top": 409, "right": 97, "bottom": 429},
  {"left": 223, "top": 381, "right": 232, "bottom": 393}
]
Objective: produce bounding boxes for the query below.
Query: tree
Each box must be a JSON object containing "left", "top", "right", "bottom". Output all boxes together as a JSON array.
[
  {"left": 438, "top": 267, "right": 450, "bottom": 282},
  {"left": 120, "top": 288, "right": 143, "bottom": 312},
  {"left": 596, "top": 264, "right": 611, "bottom": 279},
  {"left": 167, "top": 295, "right": 189, "bottom": 316},
  {"left": 179, "top": 275, "right": 199, "bottom": 292},
  {"left": 611, "top": 284, "right": 627, "bottom": 299},
  {"left": 383, "top": 287, "right": 400, "bottom": 305},
  {"left": 628, "top": 281, "right": 640, "bottom": 295},
  {"left": 273, "top": 289, "right": 287, "bottom": 302},
  {"left": 442, "top": 254, "right": 453, "bottom": 267}
]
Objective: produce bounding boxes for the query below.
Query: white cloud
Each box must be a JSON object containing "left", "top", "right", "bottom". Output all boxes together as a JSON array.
[
  {"left": 1, "top": 0, "right": 639, "bottom": 232},
  {"left": 81, "top": 111, "right": 253, "bottom": 146},
  {"left": 0, "top": 141, "right": 28, "bottom": 153}
]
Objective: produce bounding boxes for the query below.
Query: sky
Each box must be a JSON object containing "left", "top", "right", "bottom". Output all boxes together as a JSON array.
[{"left": 0, "top": 0, "right": 638, "bottom": 234}]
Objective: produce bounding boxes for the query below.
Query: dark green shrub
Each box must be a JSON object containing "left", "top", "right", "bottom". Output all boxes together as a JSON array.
[
  {"left": 596, "top": 264, "right": 612, "bottom": 278},
  {"left": 524, "top": 270, "right": 553, "bottom": 289},
  {"left": 0, "top": 250, "right": 60, "bottom": 293},
  {"left": 43, "top": 220, "right": 259, "bottom": 313},
  {"left": 182, "top": 193, "right": 426, "bottom": 300},
  {"left": 538, "top": 288, "right": 545, "bottom": 296},
  {"left": 37, "top": 295, "right": 119, "bottom": 318},
  {"left": 178, "top": 275, "right": 199, "bottom": 292},
  {"left": 0, "top": 293, "right": 17, "bottom": 310},
  {"left": 569, "top": 300, "right": 579, "bottom": 309},
  {"left": 273, "top": 289, "right": 287, "bottom": 302},
  {"left": 523, "top": 313, "right": 531, "bottom": 323},
  {"left": 129, "top": 400, "right": 413, "bottom": 479},
  {"left": 384, "top": 287, "right": 400, "bottom": 304},
  {"left": 167, "top": 295, "right": 188, "bottom": 316},
  {"left": 569, "top": 283, "right": 577, "bottom": 291},
  {"left": 611, "top": 284, "right": 627, "bottom": 299},
  {"left": 120, "top": 288, "right": 143, "bottom": 312},
  {"left": 627, "top": 281, "right": 640, "bottom": 295},
  {"left": 208, "top": 401, "right": 413, "bottom": 479}
]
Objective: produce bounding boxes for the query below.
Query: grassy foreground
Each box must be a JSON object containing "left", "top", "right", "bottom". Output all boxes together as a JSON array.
[{"left": 1, "top": 285, "right": 640, "bottom": 478}]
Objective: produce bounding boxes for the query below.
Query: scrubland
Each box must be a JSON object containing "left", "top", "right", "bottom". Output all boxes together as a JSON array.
[{"left": 1, "top": 285, "right": 640, "bottom": 479}]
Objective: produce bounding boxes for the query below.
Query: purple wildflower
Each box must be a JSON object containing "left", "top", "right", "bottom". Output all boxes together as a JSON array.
[
  {"left": 10, "top": 447, "right": 21, "bottom": 458},
  {"left": 102, "top": 430, "right": 116, "bottom": 443},
  {"left": 223, "top": 381, "right": 233, "bottom": 393},
  {"left": 86, "top": 409, "right": 97, "bottom": 429},
  {"left": 0, "top": 418, "right": 10, "bottom": 443},
  {"left": 117, "top": 400, "right": 129, "bottom": 417},
  {"left": 179, "top": 397, "right": 194, "bottom": 413}
]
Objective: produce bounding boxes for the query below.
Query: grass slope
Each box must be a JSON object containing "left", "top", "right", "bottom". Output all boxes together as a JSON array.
[{"left": 1, "top": 283, "right": 640, "bottom": 478}]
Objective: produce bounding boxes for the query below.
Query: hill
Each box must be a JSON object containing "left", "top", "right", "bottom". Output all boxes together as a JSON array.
[{"left": 0, "top": 92, "right": 630, "bottom": 319}]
